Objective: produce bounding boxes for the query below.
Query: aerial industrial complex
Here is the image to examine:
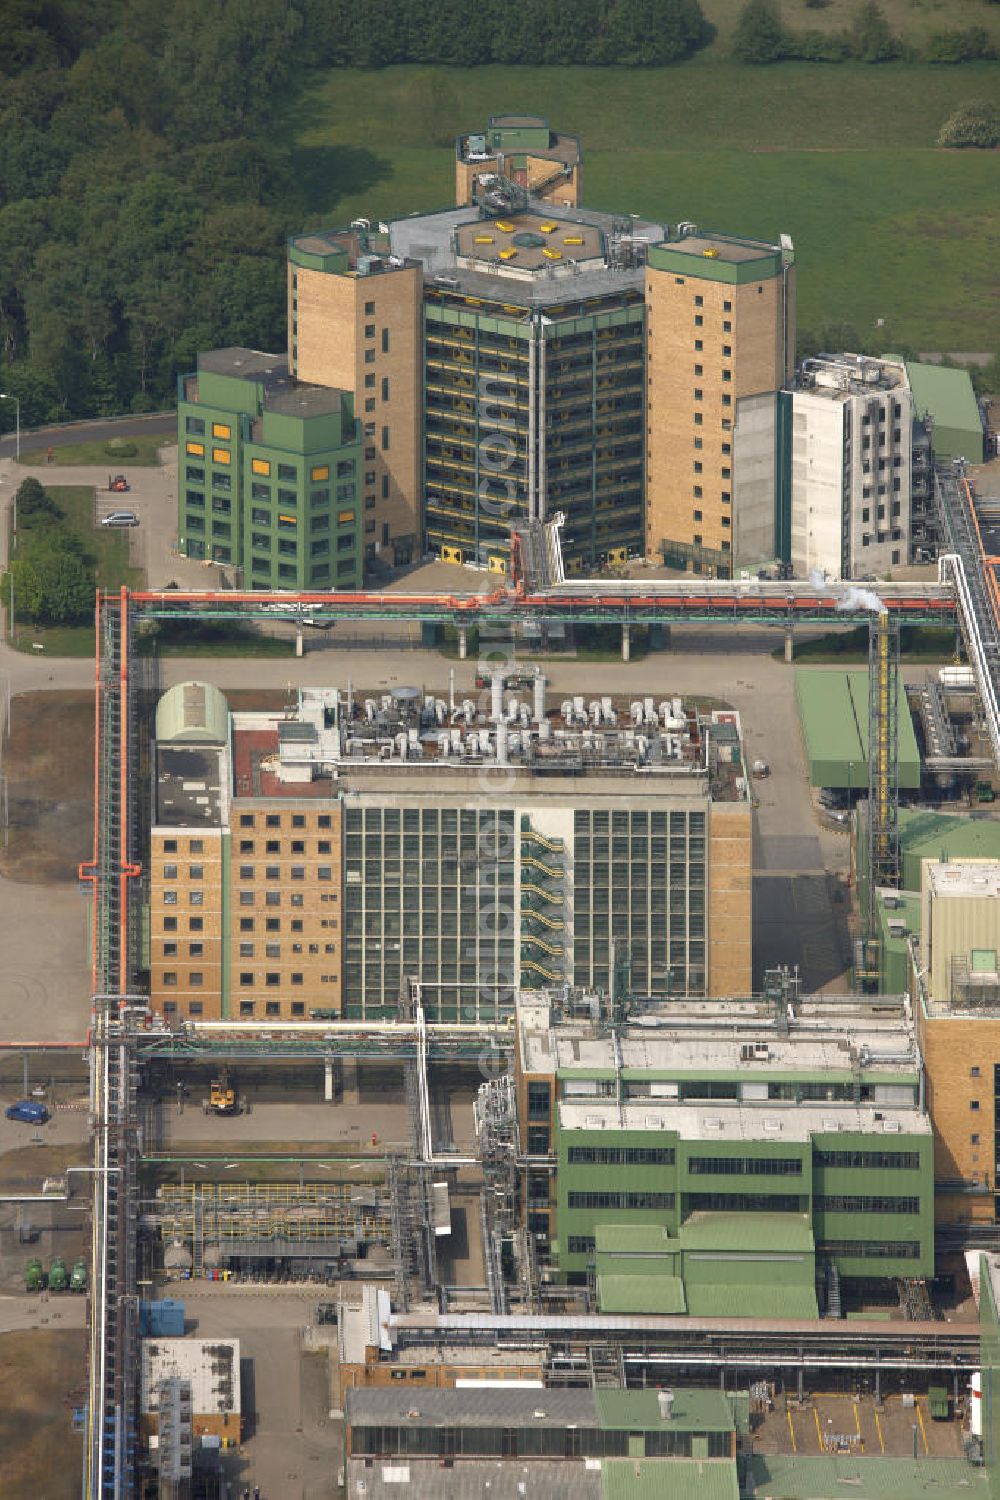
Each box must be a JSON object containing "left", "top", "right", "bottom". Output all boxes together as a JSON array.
[{"left": 6, "top": 110, "right": 1000, "bottom": 1500}]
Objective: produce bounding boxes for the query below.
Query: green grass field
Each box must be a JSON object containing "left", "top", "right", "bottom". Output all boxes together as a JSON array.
[
  {"left": 284, "top": 61, "right": 1000, "bottom": 349},
  {"left": 18, "top": 437, "right": 165, "bottom": 467}
]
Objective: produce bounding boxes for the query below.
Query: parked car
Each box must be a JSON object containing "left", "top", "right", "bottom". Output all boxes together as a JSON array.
[
  {"left": 5, "top": 1099, "right": 50, "bottom": 1124},
  {"left": 101, "top": 510, "right": 139, "bottom": 527}
]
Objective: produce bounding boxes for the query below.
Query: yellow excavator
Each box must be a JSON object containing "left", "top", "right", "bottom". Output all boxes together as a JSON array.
[{"left": 202, "top": 1068, "right": 245, "bottom": 1116}]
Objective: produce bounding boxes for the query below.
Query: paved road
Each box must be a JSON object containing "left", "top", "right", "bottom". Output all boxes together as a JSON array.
[{"left": 0, "top": 411, "right": 174, "bottom": 461}]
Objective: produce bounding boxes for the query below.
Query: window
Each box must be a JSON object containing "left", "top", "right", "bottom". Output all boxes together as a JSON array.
[
  {"left": 694, "top": 364, "right": 703, "bottom": 377},
  {"left": 364, "top": 323, "right": 375, "bottom": 338},
  {"left": 815, "top": 1150, "right": 919, "bottom": 1170},
  {"left": 266, "top": 972, "right": 280, "bottom": 987},
  {"left": 568, "top": 1191, "right": 675, "bottom": 1211},
  {"left": 189, "top": 840, "right": 203, "bottom": 854},
  {"left": 189, "top": 972, "right": 203, "bottom": 987},
  {"left": 189, "top": 942, "right": 203, "bottom": 958},
  {"left": 163, "top": 917, "right": 178, "bottom": 932},
  {"left": 381, "top": 328, "right": 390, "bottom": 353},
  {"left": 381, "top": 377, "right": 389, "bottom": 402},
  {"left": 251, "top": 458, "right": 271, "bottom": 476},
  {"left": 163, "top": 942, "right": 178, "bottom": 957},
  {"left": 239, "top": 891, "right": 254, "bottom": 906},
  {"left": 971, "top": 1100, "right": 981, "bottom": 1112},
  {"left": 568, "top": 1146, "right": 675, "bottom": 1165},
  {"left": 723, "top": 299, "right": 732, "bottom": 311},
  {"left": 381, "top": 425, "right": 390, "bottom": 450},
  {"left": 265, "top": 865, "right": 280, "bottom": 881},
  {"left": 693, "top": 509, "right": 702, "bottom": 521},
  {"left": 278, "top": 463, "right": 296, "bottom": 481},
  {"left": 251, "top": 482, "right": 270, "bottom": 501},
  {"left": 364, "top": 300, "right": 375, "bottom": 315},
  {"left": 189, "top": 865, "right": 203, "bottom": 880},
  {"left": 240, "top": 814, "right": 255, "bottom": 828},
  {"left": 291, "top": 973, "right": 303, "bottom": 986},
  {"left": 162, "top": 863, "right": 178, "bottom": 880},
  {"left": 162, "top": 972, "right": 177, "bottom": 986},
  {"left": 212, "top": 447, "right": 230, "bottom": 465},
  {"left": 971, "top": 1066, "right": 981, "bottom": 1078},
  {"left": 265, "top": 891, "right": 280, "bottom": 907},
  {"left": 695, "top": 295, "right": 703, "bottom": 307},
  {"left": 186, "top": 441, "right": 205, "bottom": 457},
  {"left": 163, "top": 890, "right": 178, "bottom": 906},
  {"left": 189, "top": 916, "right": 203, "bottom": 931},
  {"left": 186, "top": 416, "right": 206, "bottom": 436},
  {"left": 212, "top": 422, "right": 231, "bottom": 440},
  {"left": 311, "top": 465, "right": 329, "bottom": 482},
  {"left": 239, "top": 1001, "right": 255, "bottom": 1016}
]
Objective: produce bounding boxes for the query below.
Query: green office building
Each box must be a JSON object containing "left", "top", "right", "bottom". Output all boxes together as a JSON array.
[
  {"left": 517, "top": 991, "right": 935, "bottom": 1303},
  {"left": 177, "top": 347, "right": 362, "bottom": 590}
]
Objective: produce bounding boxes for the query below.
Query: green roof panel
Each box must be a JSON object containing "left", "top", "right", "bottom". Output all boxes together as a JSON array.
[
  {"left": 603, "top": 1458, "right": 739, "bottom": 1500},
  {"left": 595, "top": 1389, "right": 736, "bottom": 1434},
  {"left": 679, "top": 1212, "right": 814, "bottom": 1254},
  {"left": 747, "top": 1454, "right": 989, "bottom": 1499},
  {"left": 685, "top": 1283, "right": 819, "bottom": 1320},
  {"left": 598, "top": 1273, "right": 687, "bottom": 1314},
  {"left": 905, "top": 361, "right": 984, "bottom": 464}
]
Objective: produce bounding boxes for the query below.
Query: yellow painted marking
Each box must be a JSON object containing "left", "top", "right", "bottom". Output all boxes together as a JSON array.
[
  {"left": 916, "top": 1400, "right": 930, "bottom": 1455},
  {"left": 854, "top": 1403, "right": 861, "bottom": 1437},
  {"left": 874, "top": 1406, "right": 885, "bottom": 1455},
  {"left": 814, "top": 1406, "right": 824, "bottom": 1452},
  {"left": 787, "top": 1409, "right": 797, "bottom": 1453}
]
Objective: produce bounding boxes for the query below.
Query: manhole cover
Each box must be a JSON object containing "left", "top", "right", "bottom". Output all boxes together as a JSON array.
[{"left": 513, "top": 232, "right": 545, "bottom": 249}]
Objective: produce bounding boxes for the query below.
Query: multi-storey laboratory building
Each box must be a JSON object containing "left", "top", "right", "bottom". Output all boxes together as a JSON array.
[
  {"left": 182, "top": 116, "right": 795, "bottom": 581},
  {"left": 146, "top": 676, "right": 752, "bottom": 1025},
  {"left": 514, "top": 988, "right": 934, "bottom": 1295}
]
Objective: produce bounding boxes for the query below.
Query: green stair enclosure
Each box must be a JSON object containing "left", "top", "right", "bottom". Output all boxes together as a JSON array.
[{"left": 520, "top": 816, "right": 567, "bottom": 984}]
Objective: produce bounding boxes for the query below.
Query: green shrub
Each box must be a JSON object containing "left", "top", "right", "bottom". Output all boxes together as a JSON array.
[
  {"left": 938, "top": 100, "right": 1000, "bottom": 148},
  {"left": 733, "top": 0, "right": 789, "bottom": 62},
  {"left": 924, "top": 27, "right": 995, "bottom": 64}
]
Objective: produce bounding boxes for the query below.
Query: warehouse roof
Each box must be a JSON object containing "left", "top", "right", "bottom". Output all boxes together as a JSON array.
[
  {"left": 794, "top": 669, "right": 920, "bottom": 789},
  {"left": 603, "top": 1459, "right": 739, "bottom": 1500},
  {"left": 345, "top": 1386, "right": 733, "bottom": 1435},
  {"left": 596, "top": 1224, "right": 678, "bottom": 1255},
  {"left": 905, "top": 362, "right": 982, "bottom": 447},
  {"left": 746, "top": 1454, "right": 987, "bottom": 1499}
]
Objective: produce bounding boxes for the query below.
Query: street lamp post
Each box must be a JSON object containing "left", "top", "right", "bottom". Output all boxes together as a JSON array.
[{"left": 0, "top": 392, "right": 20, "bottom": 463}]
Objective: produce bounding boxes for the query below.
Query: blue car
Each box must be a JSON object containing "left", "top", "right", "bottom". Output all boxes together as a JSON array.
[{"left": 5, "top": 1100, "right": 50, "bottom": 1124}]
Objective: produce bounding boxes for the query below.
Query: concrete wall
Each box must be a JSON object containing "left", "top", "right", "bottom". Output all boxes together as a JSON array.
[{"left": 732, "top": 392, "right": 776, "bottom": 566}]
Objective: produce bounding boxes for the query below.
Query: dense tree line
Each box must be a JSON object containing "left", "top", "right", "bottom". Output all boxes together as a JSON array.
[
  {"left": 0, "top": 0, "right": 712, "bottom": 430},
  {"left": 304, "top": 0, "right": 711, "bottom": 67}
]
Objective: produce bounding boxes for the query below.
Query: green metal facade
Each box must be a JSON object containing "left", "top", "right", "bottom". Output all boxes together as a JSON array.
[
  {"left": 905, "top": 361, "right": 984, "bottom": 465},
  {"left": 554, "top": 1114, "right": 933, "bottom": 1285},
  {"left": 423, "top": 286, "right": 645, "bottom": 571},
  {"left": 177, "top": 367, "right": 362, "bottom": 590},
  {"left": 794, "top": 669, "right": 921, "bottom": 789}
]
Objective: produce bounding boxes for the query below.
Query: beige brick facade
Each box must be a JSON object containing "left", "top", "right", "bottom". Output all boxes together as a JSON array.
[
  {"left": 228, "top": 800, "right": 343, "bottom": 1022},
  {"left": 290, "top": 263, "right": 422, "bottom": 566},
  {"left": 645, "top": 259, "right": 793, "bottom": 576},
  {"left": 149, "top": 829, "right": 225, "bottom": 1020},
  {"left": 707, "top": 804, "right": 753, "bottom": 996},
  {"left": 917, "top": 1004, "right": 1000, "bottom": 1224}
]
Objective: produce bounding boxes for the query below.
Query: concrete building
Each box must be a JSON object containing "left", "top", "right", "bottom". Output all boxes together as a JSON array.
[
  {"left": 788, "top": 354, "right": 917, "bottom": 580},
  {"left": 455, "top": 114, "right": 582, "bottom": 210},
  {"left": 147, "top": 678, "right": 753, "bottom": 1022},
  {"left": 343, "top": 1386, "right": 740, "bottom": 1500},
  {"left": 645, "top": 229, "right": 796, "bottom": 578},
  {"left": 514, "top": 989, "right": 934, "bottom": 1291},
  {"left": 176, "top": 347, "right": 362, "bottom": 588},
  {"left": 140, "top": 1337, "right": 241, "bottom": 1445}
]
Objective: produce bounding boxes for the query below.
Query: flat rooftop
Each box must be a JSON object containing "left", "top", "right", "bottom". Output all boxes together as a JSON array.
[
  {"left": 154, "top": 744, "right": 225, "bottom": 827},
  {"left": 345, "top": 1385, "right": 734, "bottom": 1433},
  {"left": 519, "top": 996, "right": 919, "bottom": 1077},
  {"left": 926, "top": 859, "right": 1000, "bottom": 899},
  {"left": 669, "top": 233, "right": 777, "bottom": 264},
  {"left": 197, "top": 346, "right": 286, "bottom": 381},
  {"left": 557, "top": 1098, "right": 931, "bottom": 1141},
  {"left": 390, "top": 201, "right": 666, "bottom": 305},
  {"left": 140, "top": 1337, "right": 240, "bottom": 1417},
  {"left": 454, "top": 211, "right": 604, "bottom": 272}
]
